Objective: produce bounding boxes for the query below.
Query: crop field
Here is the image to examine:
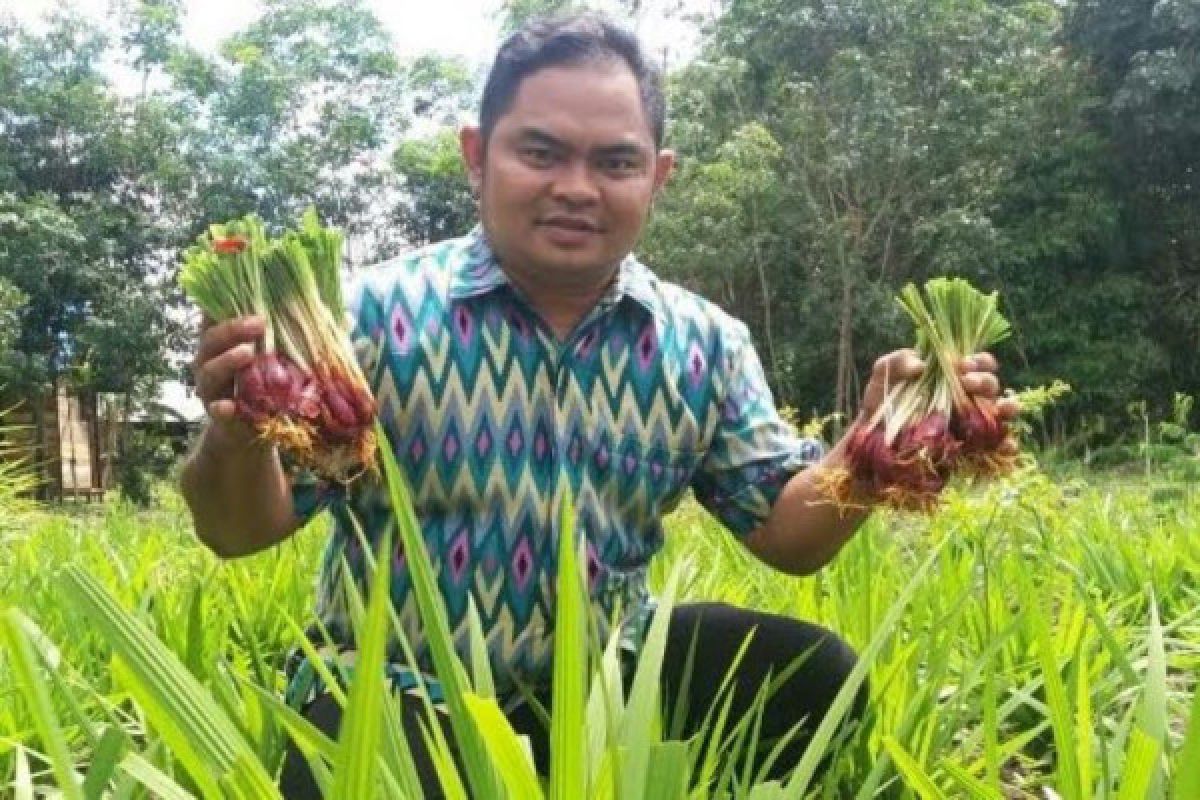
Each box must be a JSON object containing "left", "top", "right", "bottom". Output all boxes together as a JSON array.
[{"left": 0, "top": 462, "right": 1197, "bottom": 798}]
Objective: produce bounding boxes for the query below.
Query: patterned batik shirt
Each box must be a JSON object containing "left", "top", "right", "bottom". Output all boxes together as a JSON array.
[{"left": 286, "top": 227, "right": 823, "bottom": 704}]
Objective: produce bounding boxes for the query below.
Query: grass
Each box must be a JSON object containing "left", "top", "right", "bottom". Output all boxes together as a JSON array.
[{"left": 0, "top": 462, "right": 1198, "bottom": 797}]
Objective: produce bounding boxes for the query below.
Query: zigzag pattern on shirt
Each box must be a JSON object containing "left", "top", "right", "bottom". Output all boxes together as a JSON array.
[{"left": 295, "top": 230, "right": 822, "bottom": 695}]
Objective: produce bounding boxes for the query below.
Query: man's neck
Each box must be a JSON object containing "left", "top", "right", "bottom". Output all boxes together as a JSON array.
[{"left": 502, "top": 263, "right": 619, "bottom": 340}]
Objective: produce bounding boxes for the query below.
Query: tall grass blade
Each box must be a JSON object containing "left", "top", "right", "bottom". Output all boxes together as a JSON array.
[
  {"left": 1172, "top": 683, "right": 1200, "bottom": 800},
  {"left": 882, "top": 735, "right": 947, "bottom": 800},
  {"left": 14, "top": 746, "right": 33, "bottom": 800},
  {"left": 375, "top": 420, "right": 499, "bottom": 797},
  {"left": 82, "top": 724, "right": 130, "bottom": 798},
  {"left": 0, "top": 609, "right": 84, "bottom": 800},
  {"left": 1137, "top": 590, "right": 1167, "bottom": 799},
  {"left": 550, "top": 488, "right": 587, "bottom": 800},
  {"left": 330, "top": 534, "right": 393, "bottom": 799},
  {"left": 643, "top": 740, "right": 689, "bottom": 800},
  {"left": 59, "top": 566, "right": 279, "bottom": 799},
  {"left": 1116, "top": 727, "right": 1160, "bottom": 800},
  {"left": 786, "top": 536, "right": 950, "bottom": 796},
  {"left": 941, "top": 760, "right": 1004, "bottom": 800},
  {"left": 585, "top": 628, "right": 625, "bottom": 797},
  {"left": 619, "top": 564, "right": 682, "bottom": 799},
  {"left": 467, "top": 598, "right": 496, "bottom": 699},
  {"left": 1020, "top": 569, "right": 1082, "bottom": 800},
  {"left": 116, "top": 752, "right": 199, "bottom": 800},
  {"left": 463, "top": 692, "right": 542, "bottom": 798},
  {"left": 1075, "top": 638, "right": 1094, "bottom": 797},
  {"left": 245, "top": 682, "right": 337, "bottom": 796}
]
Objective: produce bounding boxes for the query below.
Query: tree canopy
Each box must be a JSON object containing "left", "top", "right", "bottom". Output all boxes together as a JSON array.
[{"left": 1, "top": 0, "right": 1196, "bottom": 449}]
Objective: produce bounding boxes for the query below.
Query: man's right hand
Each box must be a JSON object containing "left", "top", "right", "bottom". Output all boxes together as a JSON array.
[
  {"left": 182, "top": 313, "right": 302, "bottom": 558},
  {"left": 192, "top": 315, "right": 265, "bottom": 444}
]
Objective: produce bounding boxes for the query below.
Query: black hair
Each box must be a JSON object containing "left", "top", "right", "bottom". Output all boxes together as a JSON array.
[{"left": 480, "top": 11, "right": 666, "bottom": 148}]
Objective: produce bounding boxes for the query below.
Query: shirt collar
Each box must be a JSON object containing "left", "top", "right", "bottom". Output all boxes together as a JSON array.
[
  {"left": 448, "top": 225, "right": 661, "bottom": 319},
  {"left": 612, "top": 254, "right": 660, "bottom": 318},
  {"left": 447, "top": 225, "right": 510, "bottom": 299}
]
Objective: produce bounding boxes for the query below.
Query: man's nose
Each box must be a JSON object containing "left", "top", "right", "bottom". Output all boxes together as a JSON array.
[{"left": 551, "top": 160, "right": 599, "bottom": 207}]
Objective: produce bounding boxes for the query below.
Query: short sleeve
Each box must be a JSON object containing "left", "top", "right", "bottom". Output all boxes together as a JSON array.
[{"left": 690, "top": 322, "right": 825, "bottom": 538}]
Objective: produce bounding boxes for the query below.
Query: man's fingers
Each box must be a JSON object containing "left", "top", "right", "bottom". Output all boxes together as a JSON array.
[
  {"left": 195, "top": 316, "right": 265, "bottom": 365},
  {"left": 962, "top": 371, "right": 1001, "bottom": 398},
  {"left": 996, "top": 396, "right": 1020, "bottom": 420},
  {"left": 207, "top": 398, "right": 238, "bottom": 423},
  {"left": 997, "top": 434, "right": 1019, "bottom": 456},
  {"left": 206, "top": 400, "right": 261, "bottom": 449},
  {"left": 195, "top": 342, "right": 256, "bottom": 404},
  {"left": 959, "top": 351, "right": 999, "bottom": 373},
  {"left": 872, "top": 349, "right": 925, "bottom": 383}
]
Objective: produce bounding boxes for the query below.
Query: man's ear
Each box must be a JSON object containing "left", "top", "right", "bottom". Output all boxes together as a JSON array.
[
  {"left": 460, "top": 125, "right": 485, "bottom": 194},
  {"left": 652, "top": 148, "right": 675, "bottom": 194}
]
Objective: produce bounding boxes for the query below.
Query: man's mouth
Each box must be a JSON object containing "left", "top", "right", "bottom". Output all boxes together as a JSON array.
[{"left": 540, "top": 217, "right": 602, "bottom": 233}]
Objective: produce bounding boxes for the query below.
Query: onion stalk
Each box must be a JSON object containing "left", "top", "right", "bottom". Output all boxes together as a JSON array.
[
  {"left": 822, "top": 277, "right": 1013, "bottom": 512},
  {"left": 180, "top": 209, "right": 375, "bottom": 482}
]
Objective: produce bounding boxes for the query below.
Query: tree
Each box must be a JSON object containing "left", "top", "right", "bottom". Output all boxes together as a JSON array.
[
  {"left": 643, "top": 0, "right": 1129, "bottom": 427},
  {"left": 1063, "top": 0, "right": 1200, "bottom": 406},
  {"left": 0, "top": 13, "right": 182, "bottom": 402},
  {"left": 391, "top": 129, "right": 476, "bottom": 247},
  {"left": 149, "top": 0, "right": 422, "bottom": 269},
  {"left": 0, "top": 278, "right": 22, "bottom": 358}
]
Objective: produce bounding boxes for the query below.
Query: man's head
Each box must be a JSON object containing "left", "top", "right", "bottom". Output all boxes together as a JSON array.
[
  {"left": 480, "top": 12, "right": 666, "bottom": 150},
  {"left": 460, "top": 11, "right": 674, "bottom": 294}
]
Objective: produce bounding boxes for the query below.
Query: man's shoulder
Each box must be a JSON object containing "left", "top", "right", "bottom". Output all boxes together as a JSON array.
[
  {"left": 631, "top": 259, "right": 751, "bottom": 343},
  {"left": 348, "top": 234, "right": 472, "bottom": 303}
]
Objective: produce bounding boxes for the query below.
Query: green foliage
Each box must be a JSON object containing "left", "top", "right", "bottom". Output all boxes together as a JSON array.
[
  {"left": 1059, "top": 0, "right": 1200, "bottom": 416},
  {"left": 391, "top": 129, "right": 476, "bottom": 247},
  {"left": 0, "top": 0, "right": 473, "bottom": 424},
  {"left": 2, "top": 466, "right": 1199, "bottom": 796},
  {"left": 164, "top": 0, "right": 410, "bottom": 241},
  {"left": 0, "top": 28, "right": 182, "bottom": 395},
  {"left": 642, "top": 0, "right": 1144, "bottom": 424},
  {"left": 498, "top": 0, "right": 584, "bottom": 35},
  {"left": 113, "top": 426, "right": 176, "bottom": 508},
  {"left": 0, "top": 277, "right": 23, "bottom": 357}
]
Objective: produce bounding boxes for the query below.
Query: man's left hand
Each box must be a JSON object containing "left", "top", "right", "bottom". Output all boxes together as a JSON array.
[{"left": 959, "top": 351, "right": 1021, "bottom": 455}]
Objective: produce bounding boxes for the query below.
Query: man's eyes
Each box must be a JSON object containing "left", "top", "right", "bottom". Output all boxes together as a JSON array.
[
  {"left": 517, "top": 145, "right": 643, "bottom": 174},
  {"left": 600, "top": 155, "right": 641, "bottom": 173},
  {"left": 519, "top": 146, "right": 557, "bottom": 166}
]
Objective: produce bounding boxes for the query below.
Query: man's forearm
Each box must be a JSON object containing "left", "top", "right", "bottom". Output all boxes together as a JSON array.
[
  {"left": 744, "top": 439, "right": 873, "bottom": 576},
  {"left": 180, "top": 425, "right": 299, "bottom": 558}
]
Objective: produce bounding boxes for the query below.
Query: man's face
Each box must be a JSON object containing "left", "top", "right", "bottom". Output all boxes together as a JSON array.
[{"left": 461, "top": 61, "right": 673, "bottom": 289}]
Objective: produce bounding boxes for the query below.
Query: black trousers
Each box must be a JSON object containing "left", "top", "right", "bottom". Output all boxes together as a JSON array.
[{"left": 279, "top": 603, "right": 867, "bottom": 798}]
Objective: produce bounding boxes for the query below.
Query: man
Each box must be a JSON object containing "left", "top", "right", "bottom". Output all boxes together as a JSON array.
[{"left": 182, "top": 11, "right": 1017, "bottom": 797}]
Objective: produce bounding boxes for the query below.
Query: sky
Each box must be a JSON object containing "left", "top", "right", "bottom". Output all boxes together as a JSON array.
[{"left": 10, "top": 0, "right": 712, "bottom": 75}]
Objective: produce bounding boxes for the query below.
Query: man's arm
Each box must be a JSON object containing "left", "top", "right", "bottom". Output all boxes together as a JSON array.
[
  {"left": 743, "top": 436, "right": 868, "bottom": 576},
  {"left": 180, "top": 315, "right": 303, "bottom": 559},
  {"left": 180, "top": 424, "right": 301, "bottom": 558}
]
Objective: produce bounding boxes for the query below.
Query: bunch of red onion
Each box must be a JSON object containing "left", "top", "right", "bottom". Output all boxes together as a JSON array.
[
  {"left": 180, "top": 210, "right": 375, "bottom": 482},
  {"left": 823, "top": 278, "right": 1013, "bottom": 512}
]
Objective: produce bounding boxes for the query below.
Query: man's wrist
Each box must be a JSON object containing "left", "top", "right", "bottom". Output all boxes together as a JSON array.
[
  {"left": 821, "top": 428, "right": 881, "bottom": 512},
  {"left": 197, "top": 418, "right": 270, "bottom": 465}
]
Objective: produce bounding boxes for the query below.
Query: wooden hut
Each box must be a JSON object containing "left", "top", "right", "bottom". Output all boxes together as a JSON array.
[
  {"left": 2, "top": 387, "right": 115, "bottom": 501},
  {"left": 0, "top": 381, "right": 203, "bottom": 502}
]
